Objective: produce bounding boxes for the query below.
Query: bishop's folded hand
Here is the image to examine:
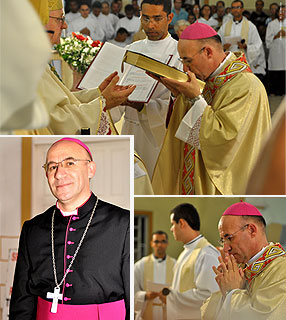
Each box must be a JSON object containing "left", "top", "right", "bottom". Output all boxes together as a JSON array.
[{"left": 212, "top": 254, "right": 245, "bottom": 297}]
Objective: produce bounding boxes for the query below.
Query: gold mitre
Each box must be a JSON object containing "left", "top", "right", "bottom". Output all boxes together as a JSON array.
[
  {"left": 48, "top": 0, "right": 63, "bottom": 11},
  {"left": 28, "top": 0, "right": 63, "bottom": 25},
  {"left": 29, "top": 0, "right": 49, "bottom": 25}
]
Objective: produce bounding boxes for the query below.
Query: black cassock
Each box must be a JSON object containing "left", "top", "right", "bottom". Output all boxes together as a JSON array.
[{"left": 10, "top": 193, "right": 130, "bottom": 320}]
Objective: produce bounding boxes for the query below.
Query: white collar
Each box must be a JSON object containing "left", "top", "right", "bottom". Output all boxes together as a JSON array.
[
  {"left": 184, "top": 234, "right": 203, "bottom": 249},
  {"left": 152, "top": 254, "right": 167, "bottom": 263},
  {"left": 209, "top": 51, "right": 232, "bottom": 79},
  {"left": 56, "top": 202, "right": 78, "bottom": 216},
  {"left": 247, "top": 244, "right": 269, "bottom": 265}
]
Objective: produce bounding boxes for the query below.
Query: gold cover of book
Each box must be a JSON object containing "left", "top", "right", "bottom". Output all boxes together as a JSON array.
[{"left": 122, "top": 50, "right": 205, "bottom": 90}]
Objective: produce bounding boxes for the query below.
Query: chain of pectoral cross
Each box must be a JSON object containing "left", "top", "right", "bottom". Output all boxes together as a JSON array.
[{"left": 46, "top": 197, "right": 98, "bottom": 313}]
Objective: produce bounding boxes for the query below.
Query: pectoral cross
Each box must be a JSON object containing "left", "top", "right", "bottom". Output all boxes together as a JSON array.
[{"left": 47, "top": 287, "right": 63, "bottom": 313}]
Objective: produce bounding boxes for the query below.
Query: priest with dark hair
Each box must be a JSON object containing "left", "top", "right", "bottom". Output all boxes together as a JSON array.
[{"left": 10, "top": 138, "right": 130, "bottom": 320}]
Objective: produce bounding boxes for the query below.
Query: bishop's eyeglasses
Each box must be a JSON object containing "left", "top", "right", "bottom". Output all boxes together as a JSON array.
[
  {"left": 49, "top": 15, "right": 66, "bottom": 24},
  {"left": 42, "top": 157, "right": 91, "bottom": 174},
  {"left": 218, "top": 224, "right": 249, "bottom": 246},
  {"left": 178, "top": 47, "right": 206, "bottom": 65}
]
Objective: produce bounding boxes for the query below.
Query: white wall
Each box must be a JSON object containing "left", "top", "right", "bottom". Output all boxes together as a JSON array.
[{"left": 0, "top": 137, "right": 22, "bottom": 318}]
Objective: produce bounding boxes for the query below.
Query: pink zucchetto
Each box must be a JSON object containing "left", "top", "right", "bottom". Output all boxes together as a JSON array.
[
  {"left": 180, "top": 21, "right": 218, "bottom": 40},
  {"left": 53, "top": 137, "right": 93, "bottom": 160},
  {"left": 222, "top": 202, "right": 263, "bottom": 217}
]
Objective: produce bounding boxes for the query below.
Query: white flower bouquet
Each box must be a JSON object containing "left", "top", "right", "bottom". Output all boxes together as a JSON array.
[{"left": 56, "top": 32, "right": 102, "bottom": 74}]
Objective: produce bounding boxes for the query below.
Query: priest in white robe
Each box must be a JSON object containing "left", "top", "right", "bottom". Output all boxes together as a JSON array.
[
  {"left": 65, "top": 0, "right": 80, "bottom": 25},
  {"left": 159, "top": 203, "right": 219, "bottom": 320},
  {"left": 135, "top": 231, "right": 176, "bottom": 319},
  {"left": 110, "top": 0, "right": 181, "bottom": 179},
  {"left": 265, "top": 5, "right": 286, "bottom": 95},
  {"left": 115, "top": 4, "right": 141, "bottom": 44},
  {"left": 102, "top": 1, "right": 120, "bottom": 31},
  {"left": 67, "top": 2, "right": 105, "bottom": 41},
  {"left": 218, "top": 0, "right": 263, "bottom": 71},
  {"left": 201, "top": 202, "right": 286, "bottom": 320},
  {"left": 91, "top": 1, "right": 115, "bottom": 41}
]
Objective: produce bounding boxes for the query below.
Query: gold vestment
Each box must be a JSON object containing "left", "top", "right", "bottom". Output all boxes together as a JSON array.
[
  {"left": 15, "top": 66, "right": 116, "bottom": 135},
  {"left": 201, "top": 255, "right": 286, "bottom": 320},
  {"left": 152, "top": 52, "right": 271, "bottom": 195}
]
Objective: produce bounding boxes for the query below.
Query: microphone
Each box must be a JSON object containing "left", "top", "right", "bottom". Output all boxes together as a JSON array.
[
  {"left": 46, "top": 30, "right": 55, "bottom": 34},
  {"left": 162, "top": 288, "right": 170, "bottom": 296}
]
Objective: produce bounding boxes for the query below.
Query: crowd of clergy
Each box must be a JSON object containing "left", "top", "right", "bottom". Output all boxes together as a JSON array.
[{"left": 63, "top": 0, "right": 285, "bottom": 96}]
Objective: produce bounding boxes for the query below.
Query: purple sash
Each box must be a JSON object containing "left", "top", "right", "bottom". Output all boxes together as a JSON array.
[{"left": 36, "top": 297, "right": 126, "bottom": 320}]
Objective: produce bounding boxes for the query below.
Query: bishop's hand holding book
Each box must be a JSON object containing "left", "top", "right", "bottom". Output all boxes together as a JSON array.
[{"left": 78, "top": 42, "right": 204, "bottom": 105}]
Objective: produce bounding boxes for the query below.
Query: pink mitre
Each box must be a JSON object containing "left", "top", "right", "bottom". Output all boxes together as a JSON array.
[
  {"left": 180, "top": 21, "right": 217, "bottom": 40},
  {"left": 54, "top": 137, "right": 93, "bottom": 160},
  {"left": 222, "top": 202, "right": 263, "bottom": 217}
]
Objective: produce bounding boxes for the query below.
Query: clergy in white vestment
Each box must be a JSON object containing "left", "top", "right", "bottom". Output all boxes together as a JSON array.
[
  {"left": 135, "top": 231, "right": 176, "bottom": 319},
  {"left": 65, "top": 0, "right": 81, "bottom": 25},
  {"left": 115, "top": 4, "right": 141, "bottom": 44},
  {"left": 108, "top": 27, "right": 129, "bottom": 47},
  {"left": 218, "top": 0, "right": 263, "bottom": 71},
  {"left": 201, "top": 202, "right": 286, "bottom": 320},
  {"left": 159, "top": 203, "right": 220, "bottom": 320},
  {"left": 110, "top": 0, "right": 181, "bottom": 179},
  {"left": 0, "top": 0, "right": 50, "bottom": 133},
  {"left": 102, "top": 1, "right": 120, "bottom": 31},
  {"left": 15, "top": 0, "right": 135, "bottom": 135},
  {"left": 265, "top": 5, "right": 286, "bottom": 96},
  {"left": 91, "top": 2, "right": 115, "bottom": 41},
  {"left": 67, "top": 2, "right": 105, "bottom": 41}
]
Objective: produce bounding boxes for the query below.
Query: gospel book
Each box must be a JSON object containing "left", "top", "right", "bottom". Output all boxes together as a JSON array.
[
  {"left": 78, "top": 42, "right": 170, "bottom": 103},
  {"left": 122, "top": 50, "right": 205, "bottom": 90}
]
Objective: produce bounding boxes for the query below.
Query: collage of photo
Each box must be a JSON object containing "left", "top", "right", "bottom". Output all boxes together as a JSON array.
[{"left": 1, "top": 0, "right": 285, "bottom": 319}]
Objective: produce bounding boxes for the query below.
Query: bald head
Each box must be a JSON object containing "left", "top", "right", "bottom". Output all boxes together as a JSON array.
[{"left": 45, "top": 140, "right": 96, "bottom": 211}]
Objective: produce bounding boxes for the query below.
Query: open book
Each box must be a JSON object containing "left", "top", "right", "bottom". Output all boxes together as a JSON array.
[
  {"left": 78, "top": 42, "right": 174, "bottom": 103},
  {"left": 78, "top": 42, "right": 204, "bottom": 103}
]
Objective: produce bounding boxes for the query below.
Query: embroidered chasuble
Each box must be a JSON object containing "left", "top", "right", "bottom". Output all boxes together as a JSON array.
[
  {"left": 167, "top": 237, "right": 219, "bottom": 320},
  {"left": 10, "top": 194, "right": 130, "bottom": 319},
  {"left": 152, "top": 52, "right": 271, "bottom": 195},
  {"left": 14, "top": 66, "right": 117, "bottom": 135},
  {"left": 134, "top": 254, "right": 176, "bottom": 320},
  {"left": 201, "top": 243, "right": 286, "bottom": 320}
]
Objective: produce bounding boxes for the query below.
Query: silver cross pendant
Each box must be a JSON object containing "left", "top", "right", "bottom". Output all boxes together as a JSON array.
[{"left": 47, "top": 287, "right": 63, "bottom": 313}]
